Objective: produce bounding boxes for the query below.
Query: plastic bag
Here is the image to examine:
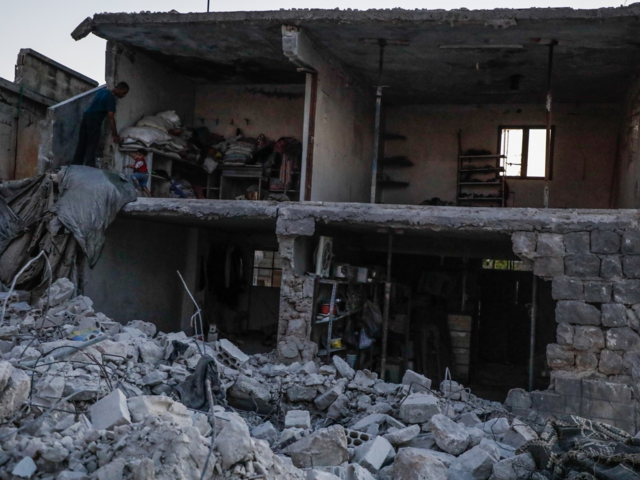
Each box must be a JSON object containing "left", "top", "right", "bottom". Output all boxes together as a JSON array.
[
  {"left": 136, "top": 115, "right": 173, "bottom": 132},
  {"left": 361, "top": 300, "right": 382, "bottom": 338},
  {"left": 359, "top": 329, "right": 373, "bottom": 349},
  {"left": 156, "top": 110, "right": 182, "bottom": 129}
]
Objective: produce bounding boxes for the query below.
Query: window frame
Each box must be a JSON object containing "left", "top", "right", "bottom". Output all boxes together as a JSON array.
[
  {"left": 497, "top": 125, "right": 555, "bottom": 180},
  {"left": 251, "top": 249, "right": 283, "bottom": 288}
]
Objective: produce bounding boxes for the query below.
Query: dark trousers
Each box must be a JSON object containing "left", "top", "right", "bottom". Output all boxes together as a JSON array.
[{"left": 72, "top": 115, "right": 104, "bottom": 168}]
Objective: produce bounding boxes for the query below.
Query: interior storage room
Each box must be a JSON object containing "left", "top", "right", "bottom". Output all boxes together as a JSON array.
[
  {"left": 301, "top": 228, "right": 555, "bottom": 398},
  {"left": 109, "top": 44, "right": 306, "bottom": 202}
]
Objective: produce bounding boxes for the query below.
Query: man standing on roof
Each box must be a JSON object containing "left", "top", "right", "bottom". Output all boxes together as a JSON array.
[{"left": 72, "top": 82, "right": 129, "bottom": 168}]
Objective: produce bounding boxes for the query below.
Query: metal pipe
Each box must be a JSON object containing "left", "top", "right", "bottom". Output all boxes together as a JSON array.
[
  {"left": 528, "top": 274, "right": 538, "bottom": 392},
  {"left": 19, "top": 334, "right": 109, "bottom": 368},
  {"left": 207, "top": 0, "right": 210, "bottom": 12},
  {"left": 380, "top": 234, "right": 393, "bottom": 380},
  {"left": 370, "top": 87, "right": 383, "bottom": 204},
  {"left": 543, "top": 41, "right": 557, "bottom": 208}
]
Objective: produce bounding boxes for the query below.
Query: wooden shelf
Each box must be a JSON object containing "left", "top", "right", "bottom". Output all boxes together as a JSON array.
[
  {"left": 316, "top": 308, "right": 362, "bottom": 325},
  {"left": 459, "top": 155, "right": 506, "bottom": 159},
  {"left": 383, "top": 156, "right": 414, "bottom": 167}
]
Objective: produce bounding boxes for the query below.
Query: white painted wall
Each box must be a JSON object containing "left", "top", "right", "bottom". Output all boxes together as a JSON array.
[{"left": 383, "top": 103, "right": 620, "bottom": 208}]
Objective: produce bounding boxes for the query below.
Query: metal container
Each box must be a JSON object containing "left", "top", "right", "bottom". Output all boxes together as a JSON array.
[{"left": 333, "top": 263, "right": 350, "bottom": 278}]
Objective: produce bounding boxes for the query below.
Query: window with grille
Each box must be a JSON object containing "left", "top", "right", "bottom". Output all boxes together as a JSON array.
[
  {"left": 499, "top": 126, "right": 554, "bottom": 179},
  {"left": 252, "top": 250, "right": 282, "bottom": 288}
]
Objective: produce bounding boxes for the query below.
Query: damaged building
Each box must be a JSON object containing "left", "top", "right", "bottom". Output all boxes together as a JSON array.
[{"left": 2, "top": 3, "right": 640, "bottom": 480}]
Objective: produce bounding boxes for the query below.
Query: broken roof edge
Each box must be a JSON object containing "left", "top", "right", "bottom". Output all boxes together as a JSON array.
[
  {"left": 119, "top": 198, "right": 640, "bottom": 236},
  {"left": 73, "top": 3, "right": 640, "bottom": 38}
]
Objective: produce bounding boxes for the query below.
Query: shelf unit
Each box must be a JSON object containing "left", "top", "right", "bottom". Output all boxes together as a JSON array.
[
  {"left": 375, "top": 134, "right": 412, "bottom": 198},
  {"left": 457, "top": 154, "right": 506, "bottom": 207}
]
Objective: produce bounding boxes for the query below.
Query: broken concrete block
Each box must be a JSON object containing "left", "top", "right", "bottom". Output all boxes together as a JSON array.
[
  {"left": 287, "top": 385, "right": 318, "bottom": 402},
  {"left": 383, "top": 424, "right": 420, "bottom": 447},
  {"left": 353, "top": 436, "right": 393, "bottom": 473},
  {"left": 332, "top": 355, "right": 355, "bottom": 380},
  {"left": 398, "top": 393, "right": 441, "bottom": 424},
  {"left": 127, "top": 395, "right": 191, "bottom": 426},
  {"left": 0, "top": 361, "right": 13, "bottom": 392},
  {"left": 218, "top": 338, "right": 249, "bottom": 368},
  {"left": 89, "top": 389, "right": 131, "bottom": 431},
  {"left": 458, "top": 412, "right": 482, "bottom": 427},
  {"left": 251, "top": 421, "right": 278, "bottom": 445},
  {"left": 346, "top": 464, "right": 377, "bottom": 480},
  {"left": 449, "top": 469, "right": 477, "bottom": 480},
  {"left": 351, "top": 413, "right": 405, "bottom": 432},
  {"left": 0, "top": 369, "right": 30, "bottom": 421},
  {"left": 327, "top": 394, "right": 350, "bottom": 421},
  {"left": 229, "top": 374, "right": 271, "bottom": 403},
  {"left": 137, "top": 340, "right": 164, "bottom": 365},
  {"left": 12, "top": 456, "right": 37, "bottom": 478},
  {"left": 556, "top": 301, "right": 601, "bottom": 326},
  {"left": 477, "top": 418, "right": 510, "bottom": 436},
  {"left": 286, "top": 410, "right": 311, "bottom": 429},
  {"left": 127, "top": 320, "right": 156, "bottom": 337},
  {"left": 467, "top": 427, "right": 486, "bottom": 447},
  {"left": 345, "top": 428, "right": 372, "bottom": 447},
  {"left": 489, "top": 453, "right": 536, "bottom": 480},
  {"left": 215, "top": 411, "right": 253, "bottom": 470},
  {"left": 284, "top": 425, "right": 349, "bottom": 468},
  {"left": 480, "top": 439, "right": 516, "bottom": 460},
  {"left": 498, "top": 430, "right": 528, "bottom": 449},
  {"left": 393, "top": 448, "right": 448, "bottom": 480},
  {"left": 591, "top": 231, "right": 621, "bottom": 254},
  {"left": 305, "top": 470, "right": 342, "bottom": 480},
  {"left": 402, "top": 369, "right": 432, "bottom": 393},
  {"left": 430, "top": 413, "right": 470, "bottom": 455},
  {"left": 314, "top": 379, "right": 346, "bottom": 410},
  {"left": 512, "top": 420, "right": 538, "bottom": 442},
  {"left": 39, "top": 278, "right": 75, "bottom": 308},
  {"left": 451, "top": 445, "right": 496, "bottom": 480}
]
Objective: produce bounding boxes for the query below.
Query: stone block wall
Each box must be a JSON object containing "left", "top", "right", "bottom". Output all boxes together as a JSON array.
[{"left": 513, "top": 228, "right": 640, "bottom": 432}]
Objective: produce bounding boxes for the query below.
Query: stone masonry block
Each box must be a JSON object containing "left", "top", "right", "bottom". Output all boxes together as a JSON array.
[
  {"left": 599, "top": 349, "right": 623, "bottom": 375},
  {"left": 614, "top": 280, "right": 640, "bottom": 304},
  {"left": 591, "top": 231, "right": 621, "bottom": 254},
  {"left": 624, "top": 256, "right": 640, "bottom": 279},
  {"left": 398, "top": 393, "right": 441, "bottom": 424},
  {"left": 512, "top": 232, "right": 537, "bottom": 257},
  {"left": 531, "top": 391, "right": 565, "bottom": 414},
  {"left": 547, "top": 344, "right": 575, "bottom": 369},
  {"left": 582, "top": 379, "right": 633, "bottom": 403},
  {"left": 565, "top": 254, "right": 601, "bottom": 278},
  {"left": 573, "top": 326, "right": 605, "bottom": 351},
  {"left": 564, "top": 232, "right": 591, "bottom": 255},
  {"left": 534, "top": 257, "right": 564, "bottom": 277},
  {"left": 554, "top": 375, "right": 582, "bottom": 396},
  {"left": 584, "top": 282, "right": 612, "bottom": 303},
  {"left": 606, "top": 327, "right": 640, "bottom": 352},
  {"left": 354, "top": 436, "right": 393, "bottom": 474},
  {"left": 600, "top": 256, "right": 623, "bottom": 280},
  {"left": 537, "top": 234, "right": 565, "bottom": 256},
  {"left": 557, "top": 323, "right": 574, "bottom": 346},
  {"left": 556, "top": 301, "right": 601, "bottom": 326},
  {"left": 582, "top": 398, "right": 636, "bottom": 423},
  {"left": 602, "top": 303, "right": 628, "bottom": 327},
  {"left": 552, "top": 277, "right": 584, "bottom": 301},
  {"left": 565, "top": 395, "right": 582, "bottom": 415},
  {"left": 285, "top": 410, "right": 311, "bottom": 429},
  {"left": 89, "top": 389, "right": 131, "bottom": 431},
  {"left": 623, "top": 351, "right": 640, "bottom": 379},
  {"left": 576, "top": 352, "right": 598, "bottom": 371},
  {"left": 622, "top": 231, "right": 640, "bottom": 255}
]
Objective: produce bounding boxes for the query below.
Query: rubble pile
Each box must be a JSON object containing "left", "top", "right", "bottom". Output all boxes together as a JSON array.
[{"left": 0, "top": 278, "right": 587, "bottom": 480}]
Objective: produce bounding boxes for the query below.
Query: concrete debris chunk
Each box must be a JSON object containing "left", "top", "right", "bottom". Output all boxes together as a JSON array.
[
  {"left": 286, "top": 410, "right": 311, "bottom": 429},
  {"left": 252, "top": 421, "right": 279, "bottom": 445},
  {"left": 353, "top": 436, "right": 393, "bottom": 473},
  {"left": 0, "top": 360, "right": 13, "bottom": 392},
  {"left": 127, "top": 395, "right": 192, "bottom": 426},
  {"left": 314, "top": 379, "right": 346, "bottom": 410},
  {"left": 12, "top": 456, "right": 37, "bottom": 478},
  {"left": 383, "top": 424, "right": 421, "bottom": 447},
  {"left": 89, "top": 389, "right": 131, "bottom": 431},
  {"left": 393, "top": 448, "right": 448, "bottom": 480},
  {"left": 0, "top": 369, "right": 30, "bottom": 421},
  {"left": 218, "top": 338, "right": 250, "bottom": 367},
  {"left": 489, "top": 453, "right": 536, "bottom": 480},
  {"left": 429, "top": 413, "right": 471, "bottom": 455},
  {"left": 398, "top": 393, "right": 441, "bottom": 424},
  {"left": 451, "top": 445, "right": 496, "bottom": 480},
  {"left": 402, "top": 369, "right": 433, "bottom": 392},
  {"left": 333, "top": 355, "right": 355, "bottom": 380},
  {"left": 284, "top": 425, "right": 349, "bottom": 468}
]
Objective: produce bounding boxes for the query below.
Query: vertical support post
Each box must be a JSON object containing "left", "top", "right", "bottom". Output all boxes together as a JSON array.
[
  {"left": 370, "top": 86, "right": 383, "bottom": 204},
  {"left": 544, "top": 42, "right": 556, "bottom": 209},
  {"left": 301, "top": 72, "right": 318, "bottom": 201},
  {"left": 380, "top": 234, "right": 393, "bottom": 380},
  {"left": 326, "top": 281, "right": 338, "bottom": 363},
  {"left": 528, "top": 274, "right": 538, "bottom": 392}
]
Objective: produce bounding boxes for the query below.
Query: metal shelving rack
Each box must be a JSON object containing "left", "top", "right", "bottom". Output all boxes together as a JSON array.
[{"left": 457, "top": 154, "right": 506, "bottom": 207}]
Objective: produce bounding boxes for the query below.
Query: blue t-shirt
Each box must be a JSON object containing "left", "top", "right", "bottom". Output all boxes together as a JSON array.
[{"left": 84, "top": 89, "right": 116, "bottom": 119}]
